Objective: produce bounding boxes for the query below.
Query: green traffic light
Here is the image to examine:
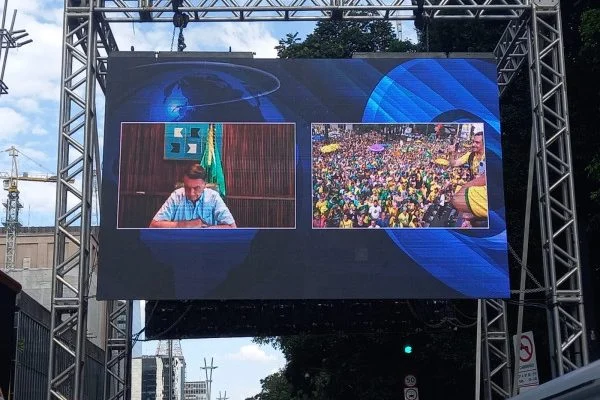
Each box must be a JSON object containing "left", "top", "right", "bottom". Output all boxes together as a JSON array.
[{"left": 404, "top": 345, "right": 413, "bottom": 354}]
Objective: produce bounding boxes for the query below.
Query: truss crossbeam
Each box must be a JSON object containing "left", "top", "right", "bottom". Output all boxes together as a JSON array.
[
  {"left": 70, "top": 0, "right": 530, "bottom": 22},
  {"left": 494, "top": 12, "right": 529, "bottom": 96}
]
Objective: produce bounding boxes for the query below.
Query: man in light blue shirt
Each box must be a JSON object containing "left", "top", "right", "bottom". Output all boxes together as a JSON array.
[{"left": 149, "top": 164, "right": 236, "bottom": 228}]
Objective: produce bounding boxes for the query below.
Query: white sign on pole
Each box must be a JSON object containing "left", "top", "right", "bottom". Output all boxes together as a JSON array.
[
  {"left": 513, "top": 331, "right": 540, "bottom": 392},
  {"left": 404, "top": 387, "right": 419, "bottom": 400},
  {"left": 404, "top": 374, "right": 417, "bottom": 387}
]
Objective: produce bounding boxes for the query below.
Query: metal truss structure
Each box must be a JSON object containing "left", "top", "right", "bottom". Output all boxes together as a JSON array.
[
  {"left": 527, "top": 0, "right": 588, "bottom": 375},
  {"left": 47, "top": 1, "right": 588, "bottom": 399},
  {"left": 0, "top": 0, "right": 32, "bottom": 95},
  {"left": 104, "top": 300, "right": 132, "bottom": 400}
]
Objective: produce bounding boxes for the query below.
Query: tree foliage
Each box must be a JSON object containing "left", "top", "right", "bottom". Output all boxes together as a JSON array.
[
  {"left": 578, "top": 8, "right": 600, "bottom": 229},
  {"left": 245, "top": 371, "right": 294, "bottom": 400},
  {"left": 276, "top": 20, "right": 417, "bottom": 58},
  {"left": 416, "top": 20, "right": 506, "bottom": 53},
  {"left": 252, "top": 330, "right": 476, "bottom": 399}
]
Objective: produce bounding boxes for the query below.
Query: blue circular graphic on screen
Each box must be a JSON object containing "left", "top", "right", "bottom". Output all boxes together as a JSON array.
[
  {"left": 362, "top": 58, "right": 508, "bottom": 298},
  {"left": 121, "top": 61, "right": 283, "bottom": 122}
]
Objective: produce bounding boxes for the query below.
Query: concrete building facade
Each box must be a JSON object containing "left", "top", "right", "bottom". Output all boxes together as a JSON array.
[
  {"left": 0, "top": 227, "right": 106, "bottom": 349},
  {"left": 131, "top": 355, "right": 186, "bottom": 400},
  {"left": 184, "top": 381, "right": 208, "bottom": 400}
]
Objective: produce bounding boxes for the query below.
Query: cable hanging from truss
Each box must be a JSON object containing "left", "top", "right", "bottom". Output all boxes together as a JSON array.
[{"left": 171, "top": 0, "right": 189, "bottom": 52}]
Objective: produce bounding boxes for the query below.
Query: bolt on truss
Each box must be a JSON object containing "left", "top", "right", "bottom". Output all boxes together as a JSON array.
[{"left": 47, "top": 1, "right": 589, "bottom": 399}]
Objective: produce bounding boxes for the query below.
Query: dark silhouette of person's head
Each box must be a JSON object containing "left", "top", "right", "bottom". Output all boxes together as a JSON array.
[{"left": 184, "top": 163, "right": 207, "bottom": 180}]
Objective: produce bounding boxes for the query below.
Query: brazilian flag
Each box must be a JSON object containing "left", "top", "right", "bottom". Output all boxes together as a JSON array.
[{"left": 200, "top": 123, "right": 226, "bottom": 197}]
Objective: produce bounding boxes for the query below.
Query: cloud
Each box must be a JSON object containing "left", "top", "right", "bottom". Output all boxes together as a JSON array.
[
  {"left": 110, "top": 21, "right": 278, "bottom": 58},
  {"left": 13, "top": 180, "right": 57, "bottom": 226},
  {"left": 15, "top": 98, "right": 41, "bottom": 114},
  {"left": 31, "top": 126, "right": 49, "bottom": 136},
  {"left": 0, "top": 109, "right": 54, "bottom": 143},
  {"left": 0, "top": 108, "right": 29, "bottom": 140},
  {"left": 16, "top": 177, "right": 87, "bottom": 227},
  {"left": 189, "top": 23, "right": 279, "bottom": 58},
  {"left": 15, "top": 146, "right": 52, "bottom": 163},
  {"left": 226, "top": 344, "right": 277, "bottom": 362},
  {"left": 2, "top": 2, "right": 63, "bottom": 102}
]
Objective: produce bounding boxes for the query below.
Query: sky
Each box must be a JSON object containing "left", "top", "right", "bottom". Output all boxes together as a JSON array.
[{"left": 1, "top": 1, "right": 416, "bottom": 399}]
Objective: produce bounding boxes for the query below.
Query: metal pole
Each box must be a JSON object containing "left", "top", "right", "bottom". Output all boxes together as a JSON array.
[
  {"left": 481, "top": 303, "right": 492, "bottom": 400},
  {"left": 554, "top": 1, "right": 586, "bottom": 369},
  {"left": 512, "top": 129, "right": 537, "bottom": 395}
]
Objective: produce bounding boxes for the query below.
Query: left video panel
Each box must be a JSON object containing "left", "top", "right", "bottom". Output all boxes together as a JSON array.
[{"left": 117, "top": 122, "right": 296, "bottom": 229}]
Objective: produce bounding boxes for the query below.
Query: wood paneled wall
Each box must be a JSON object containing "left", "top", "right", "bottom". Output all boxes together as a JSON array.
[{"left": 118, "top": 123, "right": 295, "bottom": 228}]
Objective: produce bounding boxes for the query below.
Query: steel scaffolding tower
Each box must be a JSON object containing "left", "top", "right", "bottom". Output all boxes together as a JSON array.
[
  {"left": 527, "top": 0, "right": 588, "bottom": 375},
  {"left": 47, "top": 1, "right": 588, "bottom": 399},
  {"left": 104, "top": 300, "right": 132, "bottom": 400}
]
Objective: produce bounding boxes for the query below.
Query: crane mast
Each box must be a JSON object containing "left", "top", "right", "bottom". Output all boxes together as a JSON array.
[
  {"left": 2, "top": 146, "right": 22, "bottom": 270},
  {"left": 2, "top": 146, "right": 64, "bottom": 270}
]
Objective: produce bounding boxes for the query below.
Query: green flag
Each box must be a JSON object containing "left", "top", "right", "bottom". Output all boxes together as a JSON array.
[{"left": 200, "top": 123, "right": 227, "bottom": 197}]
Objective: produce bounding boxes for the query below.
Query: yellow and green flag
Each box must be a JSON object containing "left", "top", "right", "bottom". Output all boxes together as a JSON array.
[{"left": 200, "top": 123, "right": 226, "bottom": 196}]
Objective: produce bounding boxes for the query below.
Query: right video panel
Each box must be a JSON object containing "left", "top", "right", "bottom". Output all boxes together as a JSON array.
[{"left": 312, "top": 122, "right": 488, "bottom": 229}]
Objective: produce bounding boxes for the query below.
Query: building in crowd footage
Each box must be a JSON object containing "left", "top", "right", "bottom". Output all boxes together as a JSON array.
[{"left": 311, "top": 123, "right": 488, "bottom": 229}]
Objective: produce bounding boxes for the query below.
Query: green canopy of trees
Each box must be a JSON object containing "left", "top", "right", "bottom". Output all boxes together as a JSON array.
[{"left": 276, "top": 20, "right": 417, "bottom": 58}]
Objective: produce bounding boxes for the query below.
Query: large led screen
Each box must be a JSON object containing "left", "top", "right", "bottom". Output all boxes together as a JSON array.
[{"left": 98, "top": 53, "right": 509, "bottom": 300}]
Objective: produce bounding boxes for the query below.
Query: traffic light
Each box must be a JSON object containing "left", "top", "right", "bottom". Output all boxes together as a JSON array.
[{"left": 404, "top": 344, "right": 413, "bottom": 354}]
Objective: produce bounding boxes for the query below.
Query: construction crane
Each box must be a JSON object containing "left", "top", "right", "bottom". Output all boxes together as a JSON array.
[{"left": 1, "top": 146, "right": 63, "bottom": 270}]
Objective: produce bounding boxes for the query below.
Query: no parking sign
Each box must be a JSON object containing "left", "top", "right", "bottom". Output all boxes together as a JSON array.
[{"left": 513, "top": 331, "right": 540, "bottom": 391}]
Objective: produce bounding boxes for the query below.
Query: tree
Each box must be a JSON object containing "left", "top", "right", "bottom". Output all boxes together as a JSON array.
[
  {"left": 245, "top": 371, "right": 295, "bottom": 400},
  {"left": 253, "top": 329, "right": 477, "bottom": 400},
  {"left": 579, "top": 8, "right": 600, "bottom": 230},
  {"left": 416, "top": 20, "right": 506, "bottom": 53},
  {"left": 276, "top": 19, "right": 417, "bottom": 58}
]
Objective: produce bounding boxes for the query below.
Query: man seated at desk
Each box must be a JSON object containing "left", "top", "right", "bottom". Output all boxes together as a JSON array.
[{"left": 149, "top": 163, "right": 236, "bottom": 228}]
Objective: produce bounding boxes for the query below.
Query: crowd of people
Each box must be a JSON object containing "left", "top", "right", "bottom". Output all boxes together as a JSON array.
[{"left": 312, "top": 124, "right": 487, "bottom": 229}]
